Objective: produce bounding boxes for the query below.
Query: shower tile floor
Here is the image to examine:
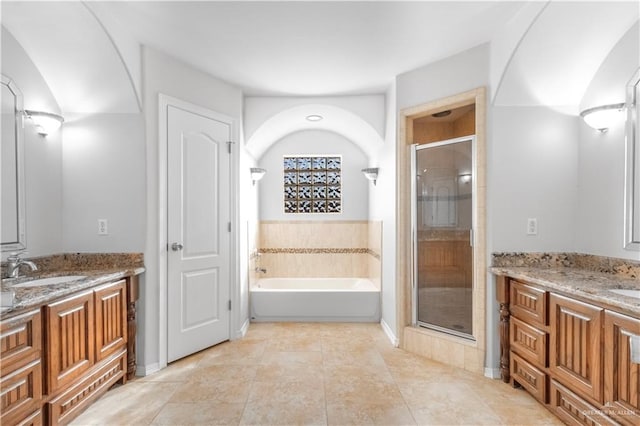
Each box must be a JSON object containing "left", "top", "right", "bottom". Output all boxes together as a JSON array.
[
  {"left": 418, "top": 287, "right": 473, "bottom": 335},
  {"left": 72, "top": 323, "right": 562, "bottom": 425}
]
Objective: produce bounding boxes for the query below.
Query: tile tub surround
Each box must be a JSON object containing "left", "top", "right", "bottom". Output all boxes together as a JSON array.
[
  {"left": 258, "top": 221, "right": 382, "bottom": 283},
  {"left": 71, "top": 323, "right": 562, "bottom": 426},
  {"left": 1, "top": 253, "right": 145, "bottom": 317}
]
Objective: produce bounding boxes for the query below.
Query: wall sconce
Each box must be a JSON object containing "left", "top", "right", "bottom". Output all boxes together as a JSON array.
[
  {"left": 24, "top": 110, "right": 64, "bottom": 136},
  {"left": 250, "top": 167, "right": 266, "bottom": 185},
  {"left": 579, "top": 102, "right": 626, "bottom": 132},
  {"left": 362, "top": 167, "right": 379, "bottom": 186}
]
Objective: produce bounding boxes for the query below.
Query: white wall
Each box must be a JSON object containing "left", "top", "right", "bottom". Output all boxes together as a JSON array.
[
  {"left": 141, "top": 46, "right": 244, "bottom": 371},
  {"left": 576, "top": 22, "right": 640, "bottom": 261},
  {"left": 258, "top": 130, "right": 369, "bottom": 221},
  {"left": 397, "top": 43, "right": 490, "bottom": 111},
  {"left": 490, "top": 107, "right": 579, "bottom": 252},
  {"left": 62, "top": 113, "right": 145, "bottom": 252},
  {"left": 370, "top": 82, "right": 397, "bottom": 342},
  {"left": 1, "top": 26, "right": 63, "bottom": 258}
]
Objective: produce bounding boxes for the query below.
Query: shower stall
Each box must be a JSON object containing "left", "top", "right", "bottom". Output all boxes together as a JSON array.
[{"left": 411, "top": 136, "right": 475, "bottom": 339}]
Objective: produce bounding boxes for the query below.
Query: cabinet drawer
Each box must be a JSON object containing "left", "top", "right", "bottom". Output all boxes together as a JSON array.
[
  {"left": 16, "top": 409, "right": 42, "bottom": 426},
  {"left": 510, "top": 316, "right": 547, "bottom": 367},
  {"left": 47, "top": 349, "right": 126, "bottom": 425},
  {"left": 510, "top": 280, "right": 547, "bottom": 327},
  {"left": 550, "top": 380, "right": 617, "bottom": 426},
  {"left": 510, "top": 352, "right": 547, "bottom": 403},
  {"left": 1, "top": 309, "right": 41, "bottom": 376},
  {"left": 0, "top": 360, "right": 42, "bottom": 424}
]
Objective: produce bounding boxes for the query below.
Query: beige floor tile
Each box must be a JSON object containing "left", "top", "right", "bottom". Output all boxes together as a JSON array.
[
  {"left": 260, "top": 350, "right": 323, "bottom": 366},
  {"left": 326, "top": 400, "right": 417, "bottom": 426},
  {"left": 151, "top": 402, "right": 244, "bottom": 425},
  {"left": 254, "top": 363, "right": 324, "bottom": 382},
  {"left": 71, "top": 322, "right": 563, "bottom": 426},
  {"left": 170, "top": 379, "right": 252, "bottom": 404},
  {"left": 70, "top": 382, "right": 178, "bottom": 425},
  {"left": 240, "top": 397, "right": 327, "bottom": 426}
]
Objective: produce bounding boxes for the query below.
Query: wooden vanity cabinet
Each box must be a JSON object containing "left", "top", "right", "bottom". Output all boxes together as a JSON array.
[
  {"left": 1, "top": 274, "right": 139, "bottom": 425},
  {"left": 603, "top": 310, "right": 640, "bottom": 426},
  {"left": 42, "top": 280, "right": 129, "bottom": 425},
  {"left": 497, "top": 275, "right": 640, "bottom": 426},
  {"left": 0, "top": 309, "right": 43, "bottom": 425}
]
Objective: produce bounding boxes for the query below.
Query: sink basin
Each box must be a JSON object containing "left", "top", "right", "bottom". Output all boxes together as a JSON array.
[
  {"left": 609, "top": 289, "right": 640, "bottom": 299},
  {"left": 12, "top": 275, "right": 87, "bottom": 288}
]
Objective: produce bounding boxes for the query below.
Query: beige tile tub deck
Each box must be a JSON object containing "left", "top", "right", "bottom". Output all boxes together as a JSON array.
[{"left": 72, "top": 323, "right": 561, "bottom": 426}]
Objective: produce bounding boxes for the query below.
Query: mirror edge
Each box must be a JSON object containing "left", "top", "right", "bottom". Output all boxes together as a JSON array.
[
  {"left": 1, "top": 74, "right": 27, "bottom": 252},
  {"left": 624, "top": 67, "right": 640, "bottom": 251}
]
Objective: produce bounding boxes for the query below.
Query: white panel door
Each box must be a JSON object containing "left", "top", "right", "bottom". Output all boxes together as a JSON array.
[{"left": 167, "top": 105, "right": 231, "bottom": 363}]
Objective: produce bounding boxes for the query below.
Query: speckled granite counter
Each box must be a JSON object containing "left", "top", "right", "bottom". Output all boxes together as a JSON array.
[
  {"left": 491, "top": 252, "right": 640, "bottom": 317},
  {"left": 1, "top": 253, "right": 144, "bottom": 318}
]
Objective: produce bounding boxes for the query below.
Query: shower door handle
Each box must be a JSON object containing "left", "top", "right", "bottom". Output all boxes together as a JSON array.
[
  {"left": 469, "top": 229, "right": 474, "bottom": 247},
  {"left": 171, "top": 242, "right": 184, "bottom": 251}
]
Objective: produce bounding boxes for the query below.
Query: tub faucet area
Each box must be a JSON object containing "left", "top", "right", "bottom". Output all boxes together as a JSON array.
[
  {"left": 255, "top": 267, "right": 267, "bottom": 274},
  {"left": 5, "top": 254, "right": 38, "bottom": 278}
]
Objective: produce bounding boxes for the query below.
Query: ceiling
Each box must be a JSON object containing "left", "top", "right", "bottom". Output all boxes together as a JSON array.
[{"left": 1, "top": 1, "right": 637, "bottom": 114}]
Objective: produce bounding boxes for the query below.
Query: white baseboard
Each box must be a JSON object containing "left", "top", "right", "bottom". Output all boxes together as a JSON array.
[
  {"left": 380, "top": 318, "right": 399, "bottom": 347},
  {"left": 136, "top": 362, "right": 161, "bottom": 377},
  {"left": 484, "top": 367, "right": 501, "bottom": 379},
  {"left": 237, "top": 318, "right": 250, "bottom": 339}
]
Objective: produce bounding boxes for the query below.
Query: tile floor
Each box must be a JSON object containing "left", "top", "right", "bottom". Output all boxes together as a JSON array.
[{"left": 71, "top": 323, "right": 562, "bottom": 425}]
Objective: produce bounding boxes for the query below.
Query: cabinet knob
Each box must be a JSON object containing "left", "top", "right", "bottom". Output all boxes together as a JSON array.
[{"left": 171, "top": 242, "right": 184, "bottom": 251}]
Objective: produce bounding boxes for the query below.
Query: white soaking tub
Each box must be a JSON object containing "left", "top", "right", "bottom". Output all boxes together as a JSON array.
[{"left": 250, "top": 278, "right": 381, "bottom": 322}]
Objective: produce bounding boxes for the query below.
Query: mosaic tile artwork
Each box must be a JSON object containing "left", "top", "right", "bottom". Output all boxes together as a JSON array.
[{"left": 283, "top": 155, "right": 341, "bottom": 213}]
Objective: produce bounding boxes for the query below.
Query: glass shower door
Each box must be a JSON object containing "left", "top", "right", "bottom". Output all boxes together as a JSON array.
[{"left": 412, "top": 137, "right": 474, "bottom": 339}]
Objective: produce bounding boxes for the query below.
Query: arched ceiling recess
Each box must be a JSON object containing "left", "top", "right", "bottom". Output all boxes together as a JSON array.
[
  {"left": 245, "top": 104, "right": 384, "bottom": 161},
  {"left": 1, "top": 1, "right": 140, "bottom": 114},
  {"left": 494, "top": 1, "right": 639, "bottom": 114}
]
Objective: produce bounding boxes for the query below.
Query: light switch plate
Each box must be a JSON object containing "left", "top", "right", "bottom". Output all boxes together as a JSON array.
[
  {"left": 527, "top": 218, "right": 538, "bottom": 235},
  {"left": 98, "top": 219, "right": 108, "bottom": 235}
]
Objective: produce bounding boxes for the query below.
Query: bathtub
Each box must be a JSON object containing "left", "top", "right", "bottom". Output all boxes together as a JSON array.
[{"left": 250, "top": 278, "right": 380, "bottom": 322}]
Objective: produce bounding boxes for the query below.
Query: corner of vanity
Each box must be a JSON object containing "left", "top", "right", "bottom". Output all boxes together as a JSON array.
[
  {"left": 491, "top": 252, "right": 640, "bottom": 426},
  {"left": 0, "top": 253, "right": 144, "bottom": 426}
]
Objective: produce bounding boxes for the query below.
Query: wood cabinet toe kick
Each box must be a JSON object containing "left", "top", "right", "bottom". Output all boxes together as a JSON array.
[{"left": 495, "top": 274, "right": 640, "bottom": 426}]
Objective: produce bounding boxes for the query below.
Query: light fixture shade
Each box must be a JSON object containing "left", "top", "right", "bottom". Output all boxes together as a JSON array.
[
  {"left": 25, "top": 110, "right": 64, "bottom": 136},
  {"left": 362, "top": 167, "right": 379, "bottom": 185},
  {"left": 579, "top": 103, "right": 625, "bottom": 132},
  {"left": 250, "top": 167, "right": 267, "bottom": 185}
]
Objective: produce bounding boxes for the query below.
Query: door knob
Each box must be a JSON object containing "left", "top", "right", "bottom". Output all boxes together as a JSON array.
[{"left": 171, "top": 242, "right": 184, "bottom": 251}]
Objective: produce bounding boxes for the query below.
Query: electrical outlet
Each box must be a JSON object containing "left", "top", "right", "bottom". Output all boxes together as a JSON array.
[
  {"left": 527, "top": 218, "right": 538, "bottom": 235},
  {"left": 98, "top": 219, "right": 108, "bottom": 235}
]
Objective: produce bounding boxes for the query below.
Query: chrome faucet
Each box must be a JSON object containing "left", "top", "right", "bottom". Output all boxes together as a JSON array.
[
  {"left": 255, "top": 267, "right": 267, "bottom": 274},
  {"left": 6, "top": 254, "right": 38, "bottom": 278}
]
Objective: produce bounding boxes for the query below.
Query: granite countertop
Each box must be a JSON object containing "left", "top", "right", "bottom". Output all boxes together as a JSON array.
[
  {"left": 1, "top": 253, "right": 144, "bottom": 319},
  {"left": 491, "top": 265, "right": 640, "bottom": 317}
]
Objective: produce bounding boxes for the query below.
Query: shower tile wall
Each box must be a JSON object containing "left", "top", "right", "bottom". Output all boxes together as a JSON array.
[{"left": 258, "top": 221, "right": 381, "bottom": 284}]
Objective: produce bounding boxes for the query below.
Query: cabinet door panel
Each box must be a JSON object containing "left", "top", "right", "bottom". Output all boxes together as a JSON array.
[
  {"left": 44, "top": 291, "right": 94, "bottom": 393},
  {"left": 550, "top": 293, "right": 603, "bottom": 404},
  {"left": 94, "top": 280, "right": 127, "bottom": 362},
  {"left": 604, "top": 310, "right": 640, "bottom": 426}
]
